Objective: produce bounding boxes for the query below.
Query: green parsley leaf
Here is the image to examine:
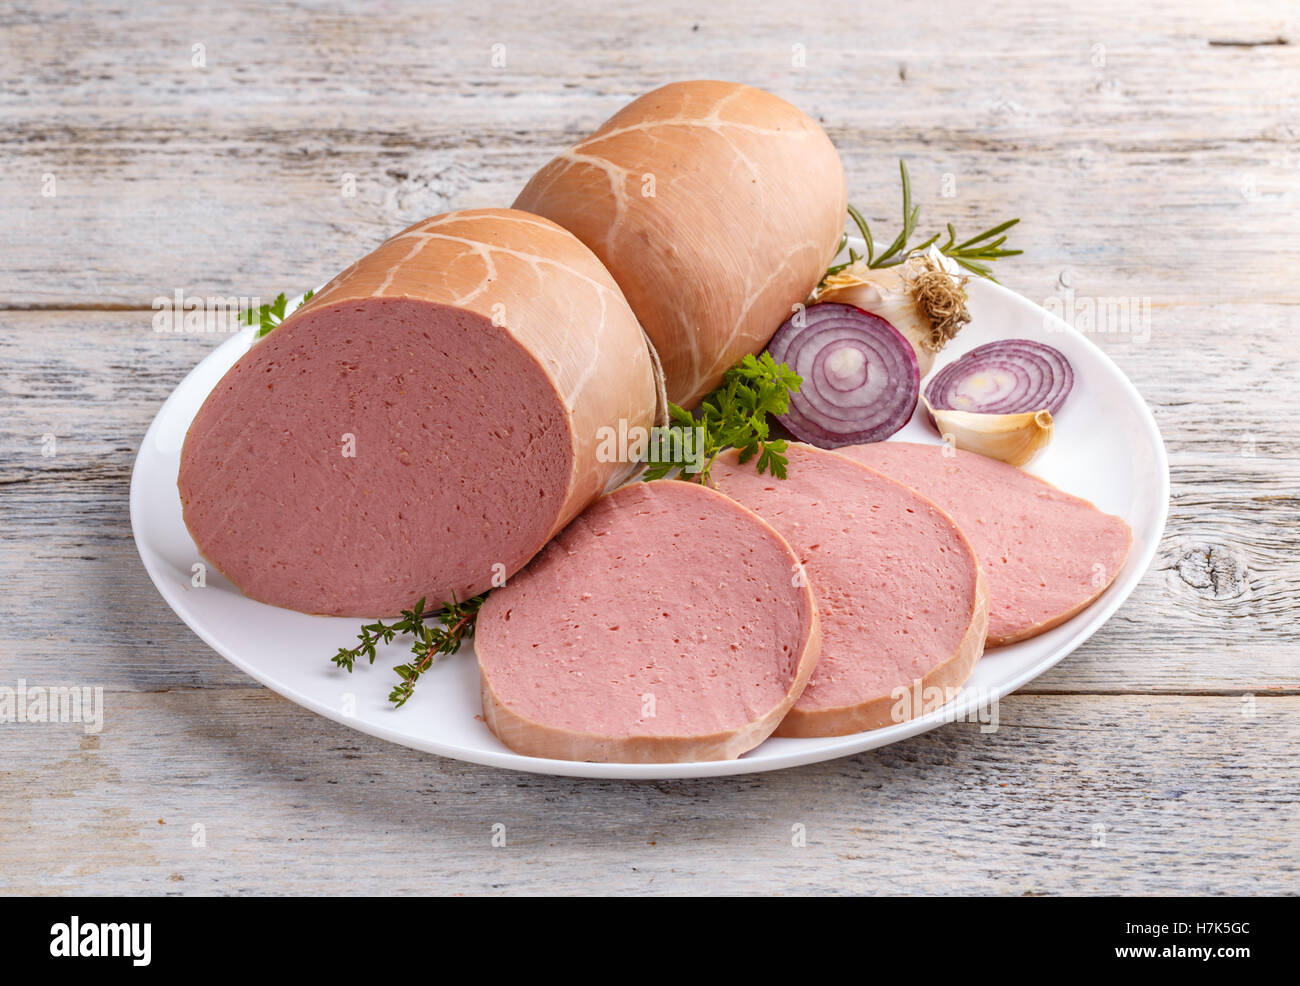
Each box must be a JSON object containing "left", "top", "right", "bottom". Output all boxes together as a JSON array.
[
  {"left": 243, "top": 288, "right": 316, "bottom": 337},
  {"left": 646, "top": 351, "right": 802, "bottom": 485}
]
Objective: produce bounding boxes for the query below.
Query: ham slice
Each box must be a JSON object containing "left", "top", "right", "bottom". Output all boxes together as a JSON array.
[
  {"left": 710, "top": 444, "right": 988, "bottom": 736},
  {"left": 179, "top": 209, "right": 658, "bottom": 617},
  {"left": 515, "top": 80, "right": 847, "bottom": 408},
  {"left": 475, "top": 481, "right": 821, "bottom": 763},
  {"left": 837, "top": 442, "right": 1133, "bottom": 645}
]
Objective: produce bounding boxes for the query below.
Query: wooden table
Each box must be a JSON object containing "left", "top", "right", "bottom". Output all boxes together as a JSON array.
[{"left": 2, "top": 0, "right": 1296, "bottom": 896}]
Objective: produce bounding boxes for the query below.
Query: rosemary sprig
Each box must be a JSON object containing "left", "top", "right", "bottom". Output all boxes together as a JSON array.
[
  {"left": 822, "top": 160, "right": 1021, "bottom": 283},
  {"left": 242, "top": 288, "right": 315, "bottom": 337},
  {"left": 870, "top": 159, "right": 920, "bottom": 268},
  {"left": 643, "top": 352, "right": 801, "bottom": 485},
  {"left": 331, "top": 594, "right": 486, "bottom": 708},
  {"left": 932, "top": 218, "right": 1023, "bottom": 279}
]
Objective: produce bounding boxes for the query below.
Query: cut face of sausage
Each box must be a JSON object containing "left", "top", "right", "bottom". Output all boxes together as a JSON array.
[
  {"left": 178, "top": 209, "right": 658, "bottom": 617},
  {"left": 475, "top": 481, "right": 821, "bottom": 763},
  {"left": 710, "top": 444, "right": 988, "bottom": 737},
  {"left": 836, "top": 442, "right": 1133, "bottom": 646},
  {"left": 181, "top": 298, "right": 573, "bottom": 616}
]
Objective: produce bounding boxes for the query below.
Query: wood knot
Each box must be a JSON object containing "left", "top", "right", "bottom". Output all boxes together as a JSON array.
[{"left": 1175, "top": 542, "right": 1247, "bottom": 599}]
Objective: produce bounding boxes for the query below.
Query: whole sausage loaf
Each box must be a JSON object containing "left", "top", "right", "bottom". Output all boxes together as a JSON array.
[{"left": 515, "top": 80, "right": 847, "bottom": 408}]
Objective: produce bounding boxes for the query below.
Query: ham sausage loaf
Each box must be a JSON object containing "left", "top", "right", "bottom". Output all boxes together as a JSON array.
[
  {"left": 179, "top": 208, "right": 658, "bottom": 617},
  {"left": 710, "top": 444, "right": 988, "bottom": 736},
  {"left": 837, "top": 442, "right": 1133, "bottom": 645},
  {"left": 515, "top": 80, "right": 847, "bottom": 408},
  {"left": 475, "top": 481, "right": 821, "bottom": 762}
]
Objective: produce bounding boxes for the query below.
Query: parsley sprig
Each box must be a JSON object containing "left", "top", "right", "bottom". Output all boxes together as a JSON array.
[
  {"left": 823, "top": 160, "right": 1021, "bottom": 283},
  {"left": 331, "top": 594, "right": 485, "bottom": 708},
  {"left": 242, "top": 289, "right": 315, "bottom": 337},
  {"left": 643, "top": 352, "right": 802, "bottom": 485}
]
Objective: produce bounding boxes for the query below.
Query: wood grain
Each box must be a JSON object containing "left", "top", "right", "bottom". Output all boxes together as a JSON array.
[
  {"left": 2, "top": 0, "right": 1297, "bottom": 307},
  {"left": 1, "top": 0, "right": 1297, "bottom": 895},
  {"left": 1, "top": 690, "right": 1294, "bottom": 896}
]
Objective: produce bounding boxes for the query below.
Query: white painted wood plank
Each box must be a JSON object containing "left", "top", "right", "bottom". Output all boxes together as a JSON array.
[{"left": 0, "top": 690, "right": 1294, "bottom": 895}]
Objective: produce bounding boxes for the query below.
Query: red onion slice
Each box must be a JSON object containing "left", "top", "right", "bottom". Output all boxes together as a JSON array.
[
  {"left": 768, "top": 303, "right": 919, "bottom": 448},
  {"left": 953, "top": 339, "right": 1074, "bottom": 413},
  {"left": 931, "top": 359, "right": 1042, "bottom": 414},
  {"left": 926, "top": 338, "right": 1074, "bottom": 415}
]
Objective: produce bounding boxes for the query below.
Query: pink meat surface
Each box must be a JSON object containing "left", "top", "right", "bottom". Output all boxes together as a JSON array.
[
  {"left": 837, "top": 442, "right": 1133, "bottom": 645},
  {"left": 710, "top": 444, "right": 986, "bottom": 735},
  {"left": 475, "top": 481, "right": 820, "bottom": 762},
  {"left": 180, "top": 298, "right": 573, "bottom": 616}
]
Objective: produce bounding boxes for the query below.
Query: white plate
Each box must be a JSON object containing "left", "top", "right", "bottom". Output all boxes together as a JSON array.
[{"left": 131, "top": 277, "right": 1168, "bottom": 778}]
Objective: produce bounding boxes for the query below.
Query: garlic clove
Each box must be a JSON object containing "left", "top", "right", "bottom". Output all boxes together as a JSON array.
[{"left": 923, "top": 397, "right": 1054, "bottom": 467}]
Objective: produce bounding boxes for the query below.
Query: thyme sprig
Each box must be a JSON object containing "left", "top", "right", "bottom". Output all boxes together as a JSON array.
[
  {"left": 643, "top": 352, "right": 801, "bottom": 485},
  {"left": 331, "top": 594, "right": 486, "bottom": 708},
  {"left": 823, "top": 160, "right": 1021, "bottom": 283}
]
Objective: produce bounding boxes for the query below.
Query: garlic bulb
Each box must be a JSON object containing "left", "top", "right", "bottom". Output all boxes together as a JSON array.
[
  {"left": 924, "top": 397, "right": 1054, "bottom": 467},
  {"left": 814, "top": 246, "right": 970, "bottom": 377}
]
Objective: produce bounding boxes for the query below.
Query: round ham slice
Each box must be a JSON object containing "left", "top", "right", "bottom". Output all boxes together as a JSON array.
[
  {"left": 475, "top": 481, "right": 821, "bottom": 763},
  {"left": 836, "top": 442, "right": 1133, "bottom": 646},
  {"left": 514, "top": 80, "right": 847, "bottom": 408},
  {"left": 179, "top": 208, "right": 658, "bottom": 617},
  {"left": 710, "top": 444, "right": 988, "bottom": 737}
]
